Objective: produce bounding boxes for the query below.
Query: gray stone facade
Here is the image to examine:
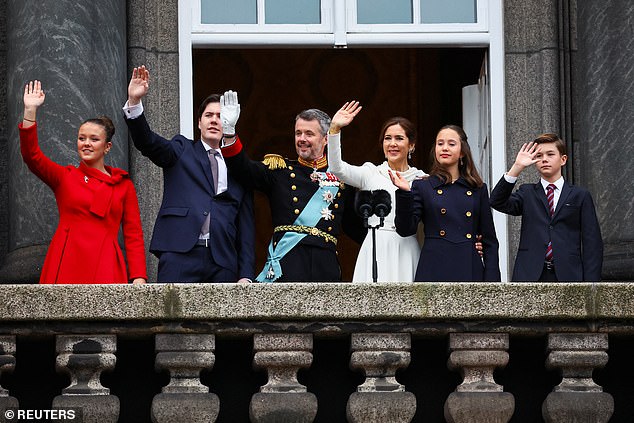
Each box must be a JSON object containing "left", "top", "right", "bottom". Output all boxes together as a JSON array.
[{"left": 0, "top": 1, "right": 632, "bottom": 282}]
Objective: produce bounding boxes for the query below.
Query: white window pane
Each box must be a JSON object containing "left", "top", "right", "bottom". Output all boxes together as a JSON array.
[
  {"left": 420, "top": 0, "right": 476, "bottom": 23},
  {"left": 265, "top": 0, "right": 321, "bottom": 24},
  {"left": 201, "top": 0, "right": 257, "bottom": 24},
  {"left": 357, "top": 0, "right": 413, "bottom": 24}
]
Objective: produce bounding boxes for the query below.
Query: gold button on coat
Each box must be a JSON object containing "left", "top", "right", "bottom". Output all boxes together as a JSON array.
[
  {"left": 466, "top": 211, "right": 472, "bottom": 217},
  {"left": 466, "top": 233, "right": 472, "bottom": 239},
  {"left": 294, "top": 209, "right": 300, "bottom": 214},
  {"left": 466, "top": 190, "right": 472, "bottom": 196},
  {"left": 293, "top": 197, "right": 298, "bottom": 203},
  {"left": 291, "top": 185, "right": 297, "bottom": 190},
  {"left": 440, "top": 208, "right": 447, "bottom": 214},
  {"left": 290, "top": 173, "right": 296, "bottom": 178},
  {"left": 334, "top": 204, "right": 339, "bottom": 208},
  {"left": 439, "top": 230, "right": 446, "bottom": 236},
  {"left": 437, "top": 189, "right": 443, "bottom": 195},
  {"left": 288, "top": 166, "right": 293, "bottom": 170}
]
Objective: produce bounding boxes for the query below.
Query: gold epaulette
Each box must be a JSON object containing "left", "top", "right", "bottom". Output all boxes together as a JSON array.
[{"left": 262, "top": 154, "right": 287, "bottom": 170}]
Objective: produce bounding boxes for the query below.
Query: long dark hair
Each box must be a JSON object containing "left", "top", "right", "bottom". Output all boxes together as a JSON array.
[{"left": 428, "top": 124, "right": 483, "bottom": 188}]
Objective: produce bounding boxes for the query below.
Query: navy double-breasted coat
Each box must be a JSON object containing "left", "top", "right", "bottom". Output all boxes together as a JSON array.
[{"left": 395, "top": 175, "right": 501, "bottom": 281}]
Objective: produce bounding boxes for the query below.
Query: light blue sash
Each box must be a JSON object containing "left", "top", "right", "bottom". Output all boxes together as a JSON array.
[{"left": 256, "top": 175, "right": 340, "bottom": 282}]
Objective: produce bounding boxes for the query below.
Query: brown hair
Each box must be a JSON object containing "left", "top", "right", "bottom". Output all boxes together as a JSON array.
[
  {"left": 197, "top": 93, "right": 221, "bottom": 119},
  {"left": 82, "top": 116, "right": 115, "bottom": 142},
  {"left": 533, "top": 133, "right": 566, "bottom": 156},
  {"left": 428, "top": 124, "right": 483, "bottom": 188},
  {"left": 379, "top": 117, "right": 417, "bottom": 147}
]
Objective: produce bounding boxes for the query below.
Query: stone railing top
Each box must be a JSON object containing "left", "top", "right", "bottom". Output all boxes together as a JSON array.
[{"left": 0, "top": 282, "right": 632, "bottom": 322}]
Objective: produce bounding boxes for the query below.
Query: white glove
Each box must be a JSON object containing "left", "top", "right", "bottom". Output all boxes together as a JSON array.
[{"left": 220, "top": 90, "right": 240, "bottom": 136}]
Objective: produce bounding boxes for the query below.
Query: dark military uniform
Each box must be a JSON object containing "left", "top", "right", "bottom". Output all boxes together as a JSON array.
[
  {"left": 223, "top": 138, "right": 362, "bottom": 282},
  {"left": 395, "top": 175, "right": 501, "bottom": 281}
]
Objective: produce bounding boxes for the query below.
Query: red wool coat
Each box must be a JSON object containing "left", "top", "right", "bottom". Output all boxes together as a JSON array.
[{"left": 19, "top": 123, "right": 147, "bottom": 284}]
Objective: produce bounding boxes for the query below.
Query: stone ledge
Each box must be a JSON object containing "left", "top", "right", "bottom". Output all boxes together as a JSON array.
[{"left": 0, "top": 283, "right": 632, "bottom": 322}]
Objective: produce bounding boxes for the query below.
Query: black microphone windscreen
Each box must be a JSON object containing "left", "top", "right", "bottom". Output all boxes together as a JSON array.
[
  {"left": 372, "top": 189, "right": 392, "bottom": 217},
  {"left": 355, "top": 190, "right": 374, "bottom": 217}
]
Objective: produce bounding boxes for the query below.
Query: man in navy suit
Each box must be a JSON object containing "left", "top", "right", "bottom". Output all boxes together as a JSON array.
[
  {"left": 123, "top": 66, "right": 254, "bottom": 283},
  {"left": 490, "top": 133, "right": 602, "bottom": 281}
]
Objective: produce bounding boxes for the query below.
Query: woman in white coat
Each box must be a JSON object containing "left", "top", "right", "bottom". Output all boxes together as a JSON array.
[{"left": 327, "top": 101, "right": 426, "bottom": 282}]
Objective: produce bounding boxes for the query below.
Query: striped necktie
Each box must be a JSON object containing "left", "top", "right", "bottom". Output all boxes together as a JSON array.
[{"left": 545, "top": 184, "right": 556, "bottom": 261}]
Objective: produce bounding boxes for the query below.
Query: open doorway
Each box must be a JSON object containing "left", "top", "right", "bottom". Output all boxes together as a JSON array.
[{"left": 193, "top": 47, "right": 486, "bottom": 280}]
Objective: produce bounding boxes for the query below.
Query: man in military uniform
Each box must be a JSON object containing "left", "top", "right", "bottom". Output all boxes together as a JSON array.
[{"left": 221, "top": 94, "right": 362, "bottom": 282}]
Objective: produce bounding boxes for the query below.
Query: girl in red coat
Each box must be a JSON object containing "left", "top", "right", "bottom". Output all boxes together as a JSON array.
[{"left": 19, "top": 80, "right": 147, "bottom": 284}]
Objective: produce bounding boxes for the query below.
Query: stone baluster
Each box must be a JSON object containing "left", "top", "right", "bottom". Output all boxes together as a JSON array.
[
  {"left": 346, "top": 333, "right": 416, "bottom": 423},
  {"left": 0, "top": 336, "right": 19, "bottom": 419},
  {"left": 250, "top": 333, "right": 317, "bottom": 423},
  {"left": 52, "top": 335, "right": 119, "bottom": 423},
  {"left": 542, "top": 333, "right": 613, "bottom": 423},
  {"left": 444, "top": 333, "right": 514, "bottom": 423},
  {"left": 151, "top": 334, "right": 218, "bottom": 423}
]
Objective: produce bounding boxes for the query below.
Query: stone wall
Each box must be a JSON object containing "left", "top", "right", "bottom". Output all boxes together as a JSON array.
[
  {"left": 0, "top": 0, "right": 127, "bottom": 282},
  {"left": 126, "top": 0, "right": 180, "bottom": 282},
  {"left": 576, "top": 1, "right": 634, "bottom": 279},
  {"left": 0, "top": 283, "right": 631, "bottom": 422},
  {"left": 502, "top": 0, "right": 567, "bottom": 275},
  {"left": 1, "top": 1, "right": 633, "bottom": 282},
  {"left": 0, "top": 0, "right": 8, "bottom": 266}
]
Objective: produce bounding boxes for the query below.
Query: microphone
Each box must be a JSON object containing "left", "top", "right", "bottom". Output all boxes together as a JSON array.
[
  {"left": 355, "top": 190, "right": 374, "bottom": 227},
  {"left": 372, "top": 189, "right": 392, "bottom": 218}
]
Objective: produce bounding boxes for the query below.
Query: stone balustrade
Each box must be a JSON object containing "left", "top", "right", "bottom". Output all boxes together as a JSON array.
[{"left": 0, "top": 282, "right": 632, "bottom": 422}]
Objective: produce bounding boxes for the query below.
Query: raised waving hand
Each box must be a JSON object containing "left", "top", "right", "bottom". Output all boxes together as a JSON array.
[
  {"left": 220, "top": 90, "right": 241, "bottom": 137},
  {"left": 22, "top": 80, "right": 46, "bottom": 128},
  {"left": 329, "top": 101, "right": 362, "bottom": 134},
  {"left": 127, "top": 65, "right": 150, "bottom": 106},
  {"left": 507, "top": 142, "right": 541, "bottom": 177}
]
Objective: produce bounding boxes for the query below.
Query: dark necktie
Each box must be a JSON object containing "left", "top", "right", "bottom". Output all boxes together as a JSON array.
[
  {"left": 545, "top": 184, "right": 556, "bottom": 261},
  {"left": 209, "top": 149, "right": 219, "bottom": 193},
  {"left": 201, "top": 150, "right": 220, "bottom": 236}
]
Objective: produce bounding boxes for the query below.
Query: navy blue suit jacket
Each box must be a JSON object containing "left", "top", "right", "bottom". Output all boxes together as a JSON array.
[
  {"left": 125, "top": 113, "right": 255, "bottom": 280},
  {"left": 490, "top": 177, "right": 603, "bottom": 281}
]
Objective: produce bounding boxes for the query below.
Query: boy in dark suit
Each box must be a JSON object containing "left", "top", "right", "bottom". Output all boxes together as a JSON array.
[{"left": 490, "top": 134, "right": 602, "bottom": 281}]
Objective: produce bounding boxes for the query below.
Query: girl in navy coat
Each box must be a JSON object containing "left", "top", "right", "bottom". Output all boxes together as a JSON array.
[{"left": 389, "top": 125, "right": 501, "bottom": 281}]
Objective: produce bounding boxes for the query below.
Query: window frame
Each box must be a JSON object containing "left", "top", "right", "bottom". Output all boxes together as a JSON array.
[
  {"left": 178, "top": 0, "right": 510, "bottom": 279},
  {"left": 192, "top": 0, "right": 334, "bottom": 33},
  {"left": 348, "top": 0, "right": 487, "bottom": 33}
]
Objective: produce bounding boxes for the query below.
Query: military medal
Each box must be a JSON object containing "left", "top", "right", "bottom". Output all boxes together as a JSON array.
[
  {"left": 266, "top": 265, "right": 275, "bottom": 280},
  {"left": 320, "top": 207, "right": 334, "bottom": 221}
]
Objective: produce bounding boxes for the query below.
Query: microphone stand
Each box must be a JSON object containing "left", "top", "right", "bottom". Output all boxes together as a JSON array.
[
  {"left": 355, "top": 189, "right": 390, "bottom": 283},
  {"left": 367, "top": 216, "right": 385, "bottom": 283}
]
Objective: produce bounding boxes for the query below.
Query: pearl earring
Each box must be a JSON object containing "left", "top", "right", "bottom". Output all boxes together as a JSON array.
[{"left": 460, "top": 157, "right": 464, "bottom": 166}]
